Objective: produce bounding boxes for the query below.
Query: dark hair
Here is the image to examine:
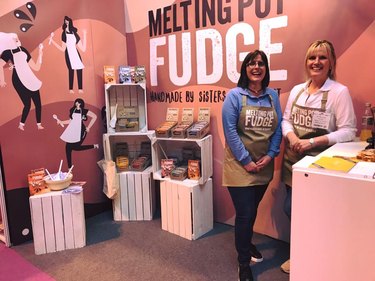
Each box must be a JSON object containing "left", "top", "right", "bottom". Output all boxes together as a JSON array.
[
  {"left": 62, "top": 16, "right": 78, "bottom": 33},
  {"left": 237, "top": 50, "right": 270, "bottom": 90},
  {"left": 69, "top": 98, "right": 87, "bottom": 119}
]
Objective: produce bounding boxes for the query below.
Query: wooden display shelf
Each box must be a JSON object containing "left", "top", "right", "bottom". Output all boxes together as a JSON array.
[
  {"left": 104, "top": 83, "right": 148, "bottom": 134},
  {"left": 29, "top": 189, "right": 85, "bottom": 255},
  {"left": 160, "top": 178, "right": 213, "bottom": 240},
  {"left": 113, "top": 167, "right": 156, "bottom": 221},
  {"left": 151, "top": 134, "right": 212, "bottom": 185}
]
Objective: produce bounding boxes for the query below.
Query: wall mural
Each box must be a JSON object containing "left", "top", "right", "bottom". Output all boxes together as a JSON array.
[{"left": 0, "top": 0, "right": 127, "bottom": 244}]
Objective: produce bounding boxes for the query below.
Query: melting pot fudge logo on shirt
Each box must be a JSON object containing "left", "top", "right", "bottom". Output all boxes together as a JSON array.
[
  {"left": 245, "top": 109, "right": 274, "bottom": 130},
  {"left": 147, "top": 0, "right": 287, "bottom": 104}
]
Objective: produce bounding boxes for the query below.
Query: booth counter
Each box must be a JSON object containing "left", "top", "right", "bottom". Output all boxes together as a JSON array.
[{"left": 291, "top": 142, "right": 375, "bottom": 281}]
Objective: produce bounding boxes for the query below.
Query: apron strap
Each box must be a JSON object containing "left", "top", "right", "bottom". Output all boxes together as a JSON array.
[
  {"left": 242, "top": 90, "right": 274, "bottom": 107},
  {"left": 292, "top": 88, "right": 329, "bottom": 111}
]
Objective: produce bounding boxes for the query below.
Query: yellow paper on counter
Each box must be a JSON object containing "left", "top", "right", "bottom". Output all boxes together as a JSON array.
[{"left": 310, "top": 156, "right": 356, "bottom": 172}]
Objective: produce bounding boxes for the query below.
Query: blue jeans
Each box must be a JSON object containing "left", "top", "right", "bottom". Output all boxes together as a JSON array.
[
  {"left": 284, "top": 184, "right": 292, "bottom": 220},
  {"left": 228, "top": 185, "right": 267, "bottom": 264}
]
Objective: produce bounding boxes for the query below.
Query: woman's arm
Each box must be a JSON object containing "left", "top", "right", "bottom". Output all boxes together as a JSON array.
[
  {"left": 85, "top": 110, "right": 97, "bottom": 132},
  {"left": 267, "top": 90, "right": 283, "bottom": 158},
  {"left": 28, "top": 44, "right": 43, "bottom": 71},
  {"left": 49, "top": 32, "right": 66, "bottom": 52},
  {"left": 77, "top": 30, "right": 87, "bottom": 52},
  {"left": 222, "top": 89, "right": 252, "bottom": 165},
  {"left": 325, "top": 86, "right": 357, "bottom": 144},
  {"left": 0, "top": 59, "right": 6, "bottom": 87}
]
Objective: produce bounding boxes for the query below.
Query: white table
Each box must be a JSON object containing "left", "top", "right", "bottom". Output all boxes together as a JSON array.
[{"left": 290, "top": 142, "right": 375, "bottom": 281}]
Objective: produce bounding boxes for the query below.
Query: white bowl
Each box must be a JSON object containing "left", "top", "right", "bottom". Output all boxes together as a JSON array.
[{"left": 44, "top": 173, "right": 73, "bottom": 191}]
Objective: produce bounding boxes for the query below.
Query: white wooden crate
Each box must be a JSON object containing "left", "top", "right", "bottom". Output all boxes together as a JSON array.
[
  {"left": 103, "top": 131, "right": 155, "bottom": 162},
  {"left": 160, "top": 178, "right": 213, "bottom": 240},
  {"left": 104, "top": 83, "right": 148, "bottom": 133},
  {"left": 29, "top": 190, "right": 85, "bottom": 255},
  {"left": 152, "top": 134, "right": 213, "bottom": 185},
  {"left": 113, "top": 167, "right": 155, "bottom": 221}
]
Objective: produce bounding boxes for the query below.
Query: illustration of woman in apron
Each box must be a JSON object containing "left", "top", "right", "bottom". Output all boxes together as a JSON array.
[
  {"left": 0, "top": 32, "right": 44, "bottom": 131},
  {"left": 54, "top": 98, "right": 98, "bottom": 168},
  {"left": 49, "top": 16, "right": 87, "bottom": 94}
]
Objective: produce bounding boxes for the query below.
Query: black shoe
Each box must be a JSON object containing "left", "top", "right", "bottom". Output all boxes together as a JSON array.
[
  {"left": 250, "top": 244, "right": 263, "bottom": 263},
  {"left": 238, "top": 263, "right": 253, "bottom": 281}
]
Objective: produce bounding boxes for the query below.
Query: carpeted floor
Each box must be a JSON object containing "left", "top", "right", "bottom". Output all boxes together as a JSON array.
[
  {"left": 9, "top": 211, "right": 290, "bottom": 281},
  {"left": 0, "top": 243, "right": 55, "bottom": 281}
]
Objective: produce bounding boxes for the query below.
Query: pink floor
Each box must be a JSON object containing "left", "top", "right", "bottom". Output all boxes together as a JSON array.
[{"left": 0, "top": 244, "right": 55, "bottom": 281}]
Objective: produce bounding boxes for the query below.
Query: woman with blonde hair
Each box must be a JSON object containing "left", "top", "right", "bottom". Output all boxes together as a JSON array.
[{"left": 280, "top": 39, "right": 357, "bottom": 273}]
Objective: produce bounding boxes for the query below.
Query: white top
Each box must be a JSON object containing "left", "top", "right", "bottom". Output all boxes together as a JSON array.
[{"left": 282, "top": 78, "right": 357, "bottom": 145}]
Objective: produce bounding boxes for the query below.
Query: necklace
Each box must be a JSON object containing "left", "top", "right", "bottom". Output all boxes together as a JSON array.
[{"left": 249, "top": 87, "right": 263, "bottom": 96}]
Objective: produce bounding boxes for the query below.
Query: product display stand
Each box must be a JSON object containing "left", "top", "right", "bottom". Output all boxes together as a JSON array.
[
  {"left": 103, "top": 83, "right": 156, "bottom": 221},
  {"left": 29, "top": 189, "right": 85, "bottom": 255},
  {"left": 152, "top": 134, "right": 213, "bottom": 240}
]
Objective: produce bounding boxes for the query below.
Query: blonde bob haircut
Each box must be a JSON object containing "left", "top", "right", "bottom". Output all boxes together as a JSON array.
[{"left": 304, "top": 39, "right": 337, "bottom": 81}]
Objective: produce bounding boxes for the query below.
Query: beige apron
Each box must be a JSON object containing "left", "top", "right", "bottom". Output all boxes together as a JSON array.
[
  {"left": 282, "top": 89, "right": 331, "bottom": 186},
  {"left": 223, "top": 94, "right": 278, "bottom": 187}
]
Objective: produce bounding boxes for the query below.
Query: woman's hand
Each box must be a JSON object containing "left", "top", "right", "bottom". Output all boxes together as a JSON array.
[
  {"left": 256, "top": 155, "right": 272, "bottom": 170},
  {"left": 292, "top": 139, "right": 313, "bottom": 154},
  {"left": 243, "top": 161, "right": 258, "bottom": 173}
]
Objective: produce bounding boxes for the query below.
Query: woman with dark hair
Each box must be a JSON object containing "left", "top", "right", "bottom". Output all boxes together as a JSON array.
[
  {"left": 0, "top": 32, "right": 44, "bottom": 131},
  {"left": 222, "top": 50, "right": 282, "bottom": 281},
  {"left": 280, "top": 40, "right": 357, "bottom": 273},
  {"left": 56, "top": 98, "right": 98, "bottom": 168},
  {"left": 50, "top": 16, "right": 87, "bottom": 94}
]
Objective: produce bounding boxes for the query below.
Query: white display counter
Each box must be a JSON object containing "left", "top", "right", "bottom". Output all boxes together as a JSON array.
[{"left": 291, "top": 142, "right": 375, "bottom": 281}]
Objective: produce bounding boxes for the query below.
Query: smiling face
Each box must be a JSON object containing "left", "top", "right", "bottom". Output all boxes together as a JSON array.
[
  {"left": 304, "top": 40, "right": 337, "bottom": 81},
  {"left": 246, "top": 54, "right": 266, "bottom": 86},
  {"left": 306, "top": 47, "right": 330, "bottom": 80}
]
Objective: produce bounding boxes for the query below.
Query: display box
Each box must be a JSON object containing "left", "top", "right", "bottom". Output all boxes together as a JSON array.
[
  {"left": 118, "top": 65, "right": 132, "bottom": 84},
  {"left": 29, "top": 189, "right": 86, "bottom": 255},
  {"left": 103, "top": 132, "right": 154, "bottom": 172},
  {"left": 104, "top": 65, "right": 116, "bottom": 84},
  {"left": 113, "top": 167, "right": 155, "bottom": 221},
  {"left": 104, "top": 83, "right": 148, "bottom": 133},
  {"left": 118, "top": 65, "right": 146, "bottom": 84},
  {"left": 152, "top": 134, "right": 212, "bottom": 185},
  {"left": 187, "top": 108, "right": 210, "bottom": 139},
  {"left": 160, "top": 178, "right": 213, "bottom": 240},
  {"left": 155, "top": 108, "right": 179, "bottom": 138},
  {"left": 171, "top": 108, "right": 194, "bottom": 139}
]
